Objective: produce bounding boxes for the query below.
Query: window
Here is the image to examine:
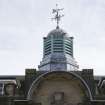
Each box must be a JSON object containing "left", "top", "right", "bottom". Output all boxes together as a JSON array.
[{"left": 0, "top": 83, "right": 4, "bottom": 95}]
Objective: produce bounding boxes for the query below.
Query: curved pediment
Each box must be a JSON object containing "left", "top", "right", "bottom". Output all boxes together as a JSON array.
[{"left": 27, "top": 71, "right": 92, "bottom": 105}]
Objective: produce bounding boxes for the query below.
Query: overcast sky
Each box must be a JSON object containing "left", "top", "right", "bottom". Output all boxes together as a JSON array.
[{"left": 0, "top": 0, "right": 105, "bottom": 75}]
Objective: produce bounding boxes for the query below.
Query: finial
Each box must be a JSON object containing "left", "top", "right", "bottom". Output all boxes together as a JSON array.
[{"left": 52, "top": 4, "right": 64, "bottom": 29}]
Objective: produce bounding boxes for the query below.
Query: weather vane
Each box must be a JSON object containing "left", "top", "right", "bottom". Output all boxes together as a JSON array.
[{"left": 52, "top": 4, "right": 64, "bottom": 29}]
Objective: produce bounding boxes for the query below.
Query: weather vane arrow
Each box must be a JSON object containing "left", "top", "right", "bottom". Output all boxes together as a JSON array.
[{"left": 51, "top": 4, "right": 64, "bottom": 29}]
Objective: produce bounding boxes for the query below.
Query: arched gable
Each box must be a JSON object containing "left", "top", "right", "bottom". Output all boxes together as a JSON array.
[{"left": 27, "top": 71, "right": 93, "bottom": 101}]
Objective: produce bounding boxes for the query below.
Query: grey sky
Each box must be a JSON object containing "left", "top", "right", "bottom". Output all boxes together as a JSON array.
[{"left": 0, "top": 0, "right": 105, "bottom": 75}]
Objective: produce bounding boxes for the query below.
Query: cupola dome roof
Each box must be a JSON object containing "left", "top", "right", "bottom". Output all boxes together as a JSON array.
[{"left": 47, "top": 28, "right": 69, "bottom": 37}]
